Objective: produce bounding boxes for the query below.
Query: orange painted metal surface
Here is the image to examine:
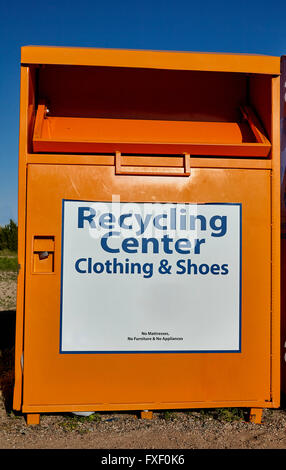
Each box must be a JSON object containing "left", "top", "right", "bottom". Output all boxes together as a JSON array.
[
  {"left": 32, "top": 104, "right": 271, "bottom": 157},
  {"left": 280, "top": 57, "right": 286, "bottom": 400},
  {"left": 14, "top": 47, "right": 281, "bottom": 418},
  {"left": 249, "top": 408, "right": 263, "bottom": 424},
  {"left": 21, "top": 46, "right": 280, "bottom": 75},
  {"left": 23, "top": 165, "right": 272, "bottom": 411}
]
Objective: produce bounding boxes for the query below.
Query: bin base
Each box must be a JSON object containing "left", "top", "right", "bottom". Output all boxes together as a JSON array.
[
  {"left": 23, "top": 407, "right": 266, "bottom": 425},
  {"left": 140, "top": 410, "right": 153, "bottom": 420},
  {"left": 26, "top": 413, "right": 40, "bottom": 426},
  {"left": 249, "top": 408, "right": 263, "bottom": 424}
]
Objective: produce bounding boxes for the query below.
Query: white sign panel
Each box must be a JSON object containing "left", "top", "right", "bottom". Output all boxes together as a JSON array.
[{"left": 60, "top": 200, "right": 241, "bottom": 353}]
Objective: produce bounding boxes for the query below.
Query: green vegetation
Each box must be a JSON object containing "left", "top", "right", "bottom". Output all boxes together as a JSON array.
[
  {"left": 196, "top": 407, "right": 248, "bottom": 422},
  {"left": 0, "top": 220, "right": 18, "bottom": 252},
  {"left": 59, "top": 413, "right": 101, "bottom": 432},
  {"left": 160, "top": 411, "right": 176, "bottom": 421},
  {"left": 160, "top": 408, "right": 246, "bottom": 423},
  {"left": 0, "top": 254, "right": 18, "bottom": 272},
  {"left": 0, "top": 221, "right": 18, "bottom": 271}
]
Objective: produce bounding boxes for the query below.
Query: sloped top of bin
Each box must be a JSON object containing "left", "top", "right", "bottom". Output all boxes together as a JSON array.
[{"left": 21, "top": 46, "right": 280, "bottom": 75}]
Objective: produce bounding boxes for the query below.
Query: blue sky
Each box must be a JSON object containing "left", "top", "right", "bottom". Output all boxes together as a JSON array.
[{"left": 1, "top": 0, "right": 286, "bottom": 226}]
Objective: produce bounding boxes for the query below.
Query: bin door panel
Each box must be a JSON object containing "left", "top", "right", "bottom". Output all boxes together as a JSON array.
[{"left": 23, "top": 164, "right": 271, "bottom": 409}]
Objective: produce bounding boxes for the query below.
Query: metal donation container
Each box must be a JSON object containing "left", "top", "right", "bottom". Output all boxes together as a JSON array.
[{"left": 14, "top": 47, "right": 281, "bottom": 425}]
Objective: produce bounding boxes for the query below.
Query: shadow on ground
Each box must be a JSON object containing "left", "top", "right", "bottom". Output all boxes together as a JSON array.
[{"left": 0, "top": 310, "right": 16, "bottom": 412}]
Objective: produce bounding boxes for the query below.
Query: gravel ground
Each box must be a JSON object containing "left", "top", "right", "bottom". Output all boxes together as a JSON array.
[
  {"left": 0, "top": 271, "right": 17, "bottom": 310},
  {"left": 1, "top": 272, "right": 286, "bottom": 450},
  {"left": 1, "top": 403, "right": 286, "bottom": 449}
]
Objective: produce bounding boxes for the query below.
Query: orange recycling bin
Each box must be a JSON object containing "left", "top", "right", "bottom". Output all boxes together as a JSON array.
[{"left": 14, "top": 47, "right": 281, "bottom": 425}]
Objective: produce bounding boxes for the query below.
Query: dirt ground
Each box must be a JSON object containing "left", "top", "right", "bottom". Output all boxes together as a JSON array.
[{"left": 1, "top": 271, "right": 286, "bottom": 450}]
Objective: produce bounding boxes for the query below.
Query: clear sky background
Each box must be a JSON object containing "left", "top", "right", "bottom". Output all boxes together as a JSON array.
[{"left": 1, "top": 0, "right": 286, "bottom": 226}]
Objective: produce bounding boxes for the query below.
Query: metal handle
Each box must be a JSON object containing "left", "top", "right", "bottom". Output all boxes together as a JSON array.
[{"left": 115, "top": 152, "right": 190, "bottom": 177}]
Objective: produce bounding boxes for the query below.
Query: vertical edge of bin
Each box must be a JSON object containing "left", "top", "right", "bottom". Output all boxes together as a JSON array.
[
  {"left": 271, "top": 72, "right": 281, "bottom": 407},
  {"left": 281, "top": 56, "right": 286, "bottom": 403},
  {"left": 13, "top": 63, "right": 29, "bottom": 410}
]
